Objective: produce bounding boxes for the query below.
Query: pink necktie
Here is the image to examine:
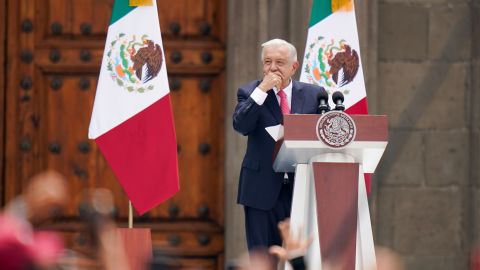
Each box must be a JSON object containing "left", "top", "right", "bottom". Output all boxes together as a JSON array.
[{"left": 277, "top": 89, "right": 290, "bottom": 115}]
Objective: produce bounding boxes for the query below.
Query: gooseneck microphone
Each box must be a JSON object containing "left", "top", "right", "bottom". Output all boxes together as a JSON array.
[
  {"left": 317, "top": 89, "right": 330, "bottom": 114},
  {"left": 332, "top": 91, "right": 345, "bottom": 111}
]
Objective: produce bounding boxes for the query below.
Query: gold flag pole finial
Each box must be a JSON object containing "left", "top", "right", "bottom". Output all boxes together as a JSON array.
[
  {"left": 129, "top": 0, "right": 153, "bottom": 6},
  {"left": 331, "top": 0, "right": 354, "bottom": 12}
]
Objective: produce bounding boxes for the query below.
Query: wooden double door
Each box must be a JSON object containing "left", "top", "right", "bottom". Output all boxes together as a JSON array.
[{"left": 1, "top": 0, "right": 225, "bottom": 269}]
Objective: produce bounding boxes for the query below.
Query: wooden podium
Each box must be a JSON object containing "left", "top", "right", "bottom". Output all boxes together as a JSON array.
[{"left": 273, "top": 113, "right": 388, "bottom": 270}]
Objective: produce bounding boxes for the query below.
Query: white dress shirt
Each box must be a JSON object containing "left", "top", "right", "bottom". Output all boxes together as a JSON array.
[{"left": 250, "top": 79, "right": 293, "bottom": 109}]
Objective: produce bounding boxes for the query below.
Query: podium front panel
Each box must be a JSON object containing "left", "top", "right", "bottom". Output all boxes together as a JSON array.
[
  {"left": 273, "top": 114, "right": 388, "bottom": 173},
  {"left": 313, "top": 162, "right": 359, "bottom": 269}
]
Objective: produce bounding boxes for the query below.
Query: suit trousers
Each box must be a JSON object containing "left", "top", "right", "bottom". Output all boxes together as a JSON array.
[{"left": 244, "top": 179, "right": 293, "bottom": 251}]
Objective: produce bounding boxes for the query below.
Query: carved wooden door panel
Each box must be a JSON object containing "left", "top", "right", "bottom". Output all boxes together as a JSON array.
[{"left": 4, "top": 0, "right": 225, "bottom": 268}]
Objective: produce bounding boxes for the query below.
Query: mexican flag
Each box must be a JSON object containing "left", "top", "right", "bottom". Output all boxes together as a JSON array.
[
  {"left": 300, "top": 0, "right": 368, "bottom": 114},
  {"left": 295, "top": 2, "right": 376, "bottom": 270},
  {"left": 300, "top": 0, "right": 373, "bottom": 193},
  {"left": 88, "top": 0, "right": 179, "bottom": 215}
]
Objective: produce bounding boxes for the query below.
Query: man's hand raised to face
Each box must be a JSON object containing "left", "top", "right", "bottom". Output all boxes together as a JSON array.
[{"left": 258, "top": 72, "right": 283, "bottom": 92}]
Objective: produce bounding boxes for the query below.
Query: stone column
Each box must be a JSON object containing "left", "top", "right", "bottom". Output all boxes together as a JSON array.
[{"left": 472, "top": 0, "right": 480, "bottom": 245}]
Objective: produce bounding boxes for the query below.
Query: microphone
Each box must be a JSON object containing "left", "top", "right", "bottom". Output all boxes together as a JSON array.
[
  {"left": 332, "top": 91, "right": 345, "bottom": 111},
  {"left": 316, "top": 89, "right": 330, "bottom": 114}
]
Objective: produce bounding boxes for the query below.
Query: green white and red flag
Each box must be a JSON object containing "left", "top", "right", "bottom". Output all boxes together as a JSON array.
[
  {"left": 88, "top": 0, "right": 179, "bottom": 215},
  {"left": 300, "top": 0, "right": 368, "bottom": 114}
]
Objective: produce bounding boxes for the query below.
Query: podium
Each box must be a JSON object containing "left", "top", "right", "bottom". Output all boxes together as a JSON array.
[{"left": 273, "top": 113, "right": 388, "bottom": 270}]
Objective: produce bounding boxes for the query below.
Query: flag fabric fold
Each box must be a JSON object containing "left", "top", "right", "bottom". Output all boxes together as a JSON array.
[{"left": 89, "top": 0, "right": 179, "bottom": 215}]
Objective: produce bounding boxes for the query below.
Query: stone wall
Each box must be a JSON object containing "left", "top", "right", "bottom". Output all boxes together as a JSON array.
[
  {"left": 474, "top": 0, "right": 480, "bottom": 249},
  {"left": 225, "top": 0, "right": 479, "bottom": 269},
  {"left": 375, "top": 0, "right": 478, "bottom": 269}
]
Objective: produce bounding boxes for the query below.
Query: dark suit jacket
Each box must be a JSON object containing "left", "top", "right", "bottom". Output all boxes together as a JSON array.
[{"left": 233, "top": 79, "right": 323, "bottom": 210}]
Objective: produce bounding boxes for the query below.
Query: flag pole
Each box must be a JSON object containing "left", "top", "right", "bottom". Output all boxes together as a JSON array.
[{"left": 129, "top": 200, "right": 133, "bottom": 228}]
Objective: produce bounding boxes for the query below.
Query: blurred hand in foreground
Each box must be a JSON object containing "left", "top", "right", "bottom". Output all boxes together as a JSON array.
[{"left": 268, "top": 219, "right": 313, "bottom": 261}]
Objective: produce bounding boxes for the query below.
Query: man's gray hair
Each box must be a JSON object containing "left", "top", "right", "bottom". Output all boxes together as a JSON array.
[{"left": 261, "top": 39, "right": 298, "bottom": 62}]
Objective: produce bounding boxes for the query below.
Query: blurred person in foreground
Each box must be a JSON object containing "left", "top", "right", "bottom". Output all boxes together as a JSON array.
[
  {"left": 85, "top": 189, "right": 129, "bottom": 270},
  {"left": 232, "top": 218, "right": 406, "bottom": 270},
  {"left": 375, "top": 246, "right": 405, "bottom": 270},
  {"left": 269, "top": 219, "right": 312, "bottom": 270},
  {"left": 0, "top": 171, "right": 130, "bottom": 270},
  {"left": 0, "top": 170, "right": 69, "bottom": 270},
  {"left": 58, "top": 188, "right": 130, "bottom": 270},
  {"left": 232, "top": 219, "right": 312, "bottom": 270}
]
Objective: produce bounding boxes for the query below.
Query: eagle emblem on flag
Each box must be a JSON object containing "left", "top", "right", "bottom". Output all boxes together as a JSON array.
[
  {"left": 106, "top": 33, "right": 163, "bottom": 93},
  {"left": 304, "top": 37, "right": 359, "bottom": 94}
]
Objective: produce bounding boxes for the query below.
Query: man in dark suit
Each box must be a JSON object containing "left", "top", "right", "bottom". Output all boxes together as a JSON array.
[{"left": 233, "top": 39, "right": 324, "bottom": 251}]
